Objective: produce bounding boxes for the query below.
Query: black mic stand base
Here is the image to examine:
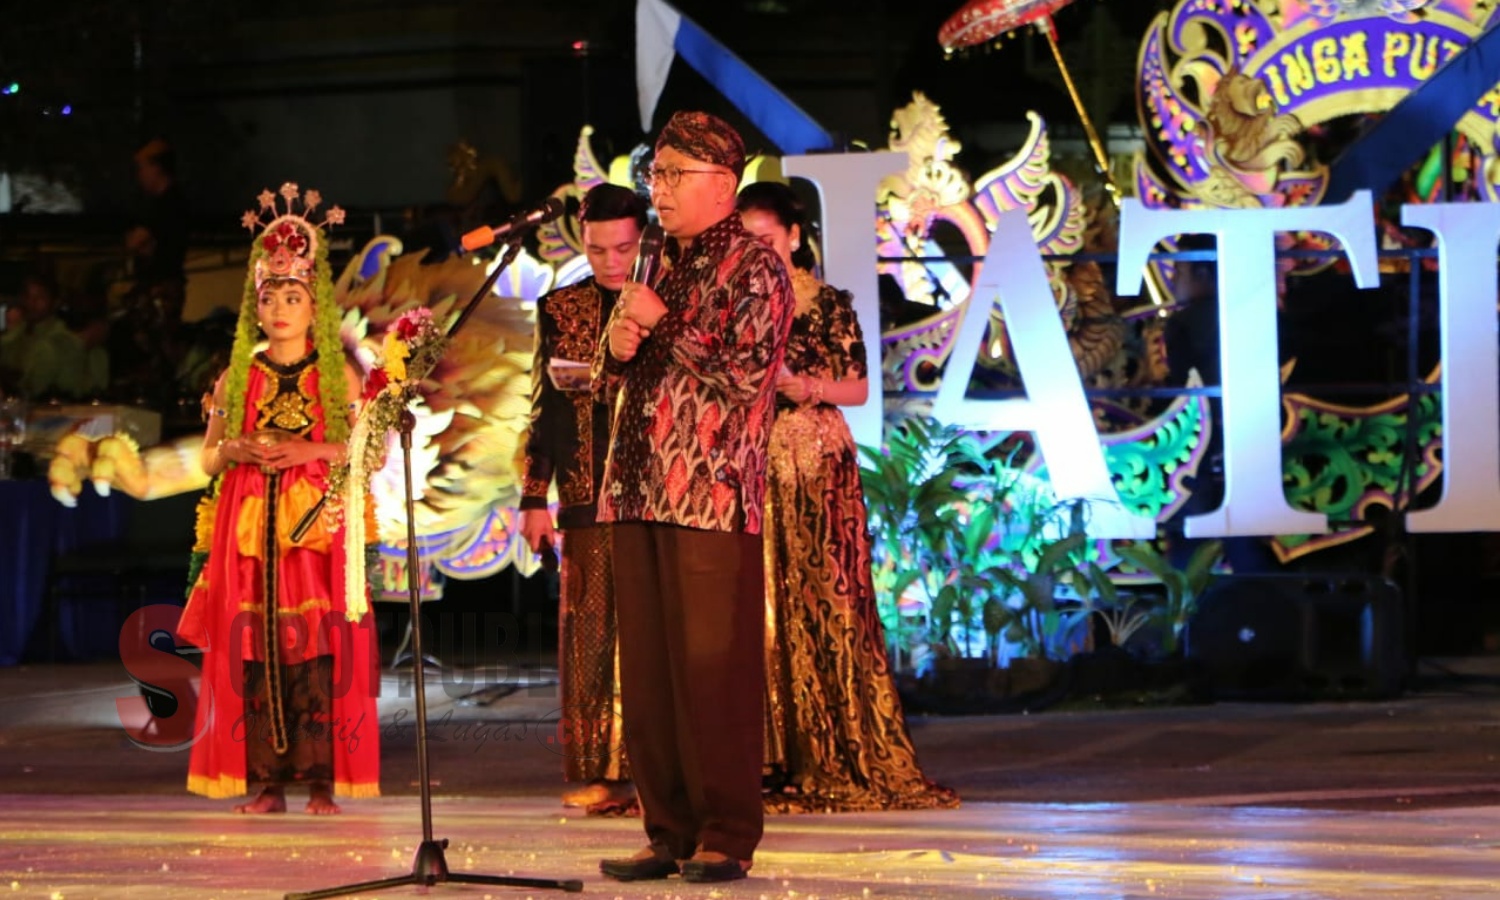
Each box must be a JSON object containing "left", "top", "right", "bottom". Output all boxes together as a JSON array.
[
  {"left": 286, "top": 840, "right": 584, "bottom": 899},
  {"left": 285, "top": 239, "right": 583, "bottom": 899}
]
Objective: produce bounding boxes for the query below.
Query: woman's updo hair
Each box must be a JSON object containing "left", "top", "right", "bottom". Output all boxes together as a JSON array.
[{"left": 736, "top": 180, "right": 818, "bottom": 272}]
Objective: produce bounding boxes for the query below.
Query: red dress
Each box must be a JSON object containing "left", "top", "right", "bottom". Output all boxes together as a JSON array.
[{"left": 178, "top": 352, "right": 380, "bottom": 799}]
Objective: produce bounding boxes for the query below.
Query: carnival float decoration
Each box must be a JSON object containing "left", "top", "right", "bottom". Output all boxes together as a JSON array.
[
  {"left": 48, "top": 228, "right": 547, "bottom": 591},
  {"left": 1132, "top": 0, "right": 1495, "bottom": 560},
  {"left": 940, "top": 0, "right": 1116, "bottom": 197},
  {"left": 48, "top": 103, "right": 1207, "bottom": 589},
  {"left": 889, "top": 0, "right": 1481, "bottom": 565},
  {"left": 46, "top": 0, "right": 1492, "bottom": 583}
]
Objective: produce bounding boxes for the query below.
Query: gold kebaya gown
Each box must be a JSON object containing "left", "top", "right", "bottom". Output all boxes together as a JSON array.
[{"left": 762, "top": 270, "right": 957, "bottom": 813}]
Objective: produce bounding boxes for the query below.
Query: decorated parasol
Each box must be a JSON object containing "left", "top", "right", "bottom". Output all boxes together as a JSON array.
[
  {"left": 940, "top": 0, "right": 1173, "bottom": 307},
  {"left": 939, "top": 0, "right": 1115, "bottom": 197}
]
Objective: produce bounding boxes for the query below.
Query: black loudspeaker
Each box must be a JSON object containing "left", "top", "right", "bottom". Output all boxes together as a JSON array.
[{"left": 1186, "top": 573, "right": 1405, "bottom": 700}]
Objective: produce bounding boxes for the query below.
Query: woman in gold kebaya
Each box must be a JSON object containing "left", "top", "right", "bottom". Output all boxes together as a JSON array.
[{"left": 738, "top": 181, "right": 957, "bottom": 814}]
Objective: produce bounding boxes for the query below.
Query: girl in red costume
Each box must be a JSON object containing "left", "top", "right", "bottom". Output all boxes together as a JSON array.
[{"left": 179, "top": 184, "right": 379, "bottom": 814}]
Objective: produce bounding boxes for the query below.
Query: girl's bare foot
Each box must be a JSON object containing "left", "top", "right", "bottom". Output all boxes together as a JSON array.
[
  {"left": 306, "top": 783, "right": 341, "bottom": 815},
  {"left": 233, "top": 787, "right": 286, "bottom": 814}
]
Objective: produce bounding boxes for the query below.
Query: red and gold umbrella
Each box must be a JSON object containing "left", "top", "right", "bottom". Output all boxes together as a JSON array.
[
  {"left": 939, "top": 0, "right": 1114, "bottom": 197},
  {"left": 937, "top": 0, "right": 1075, "bottom": 49},
  {"left": 942, "top": 1, "right": 1170, "bottom": 306}
]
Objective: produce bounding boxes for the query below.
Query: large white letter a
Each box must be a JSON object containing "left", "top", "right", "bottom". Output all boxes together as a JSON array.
[{"left": 932, "top": 209, "right": 1155, "bottom": 539}]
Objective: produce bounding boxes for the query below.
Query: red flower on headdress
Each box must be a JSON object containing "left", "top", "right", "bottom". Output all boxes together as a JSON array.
[{"left": 263, "top": 221, "right": 309, "bottom": 256}]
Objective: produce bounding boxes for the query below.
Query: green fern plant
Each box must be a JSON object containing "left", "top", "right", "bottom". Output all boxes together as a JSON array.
[
  {"left": 1075, "top": 561, "right": 1151, "bottom": 650},
  {"left": 1115, "top": 540, "right": 1223, "bottom": 655},
  {"left": 860, "top": 417, "right": 972, "bottom": 667},
  {"left": 861, "top": 416, "right": 1101, "bottom": 669}
]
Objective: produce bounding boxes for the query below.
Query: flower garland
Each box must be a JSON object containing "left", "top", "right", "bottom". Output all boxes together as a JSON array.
[{"left": 334, "top": 306, "right": 448, "bottom": 621}]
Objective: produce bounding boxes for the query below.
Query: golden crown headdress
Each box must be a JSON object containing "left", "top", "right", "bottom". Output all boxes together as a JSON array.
[{"left": 240, "top": 182, "right": 346, "bottom": 293}]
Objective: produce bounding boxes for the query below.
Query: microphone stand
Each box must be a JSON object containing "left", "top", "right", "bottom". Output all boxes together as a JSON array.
[{"left": 286, "top": 233, "right": 582, "bottom": 899}]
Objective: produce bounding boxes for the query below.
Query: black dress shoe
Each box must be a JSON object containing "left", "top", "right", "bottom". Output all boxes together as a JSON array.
[
  {"left": 599, "top": 854, "right": 679, "bottom": 881},
  {"left": 681, "top": 858, "right": 748, "bottom": 883}
]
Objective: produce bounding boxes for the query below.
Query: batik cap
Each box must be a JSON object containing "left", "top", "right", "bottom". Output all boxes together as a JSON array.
[{"left": 654, "top": 111, "right": 746, "bottom": 179}]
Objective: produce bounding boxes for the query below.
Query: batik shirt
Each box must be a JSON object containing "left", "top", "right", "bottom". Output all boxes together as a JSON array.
[
  {"left": 594, "top": 213, "right": 794, "bottom": 535},
  {"left": 521, "top": 277, "right": 618, "bottom": 530}
]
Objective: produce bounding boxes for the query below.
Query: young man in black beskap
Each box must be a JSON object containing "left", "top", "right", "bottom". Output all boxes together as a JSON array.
[{"left": 519, "top": 184, "right": 648, "bottom": 814}]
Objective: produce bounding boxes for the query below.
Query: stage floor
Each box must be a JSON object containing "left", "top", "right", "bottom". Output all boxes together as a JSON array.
[
  {"left": 5, "top": 794, "right": 1498, "bottom": 899},
  {"left": 3, "top": 660, "right": 1500, "bottom": 899}
]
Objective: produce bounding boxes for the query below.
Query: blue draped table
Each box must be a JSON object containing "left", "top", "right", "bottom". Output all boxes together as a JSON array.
[{"left": 0, "top": 481, "right": 132, "bottom": 665}]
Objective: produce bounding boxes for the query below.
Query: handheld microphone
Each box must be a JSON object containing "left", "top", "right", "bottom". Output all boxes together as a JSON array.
[
  {"left": 629, "top": 223, "right": 665, "bottom": 287},
  {"left": 461, "top": 196, "right": 567, "bottom": 252}
]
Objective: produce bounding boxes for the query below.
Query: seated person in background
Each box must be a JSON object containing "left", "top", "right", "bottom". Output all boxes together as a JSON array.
[
  {"left": 127, "top": 138, "right": 188, "bottom": 306},
  {"left": 0, "top": 273, "right": 88, "bottom": 400},
  {"left": 114, "top": 138, "right": 189, "bottom": 406},
  {"left": 61, "top": 293, "right": 112, "bottom": 400},
  {"left": 75, "top": 317, "right": 111, "bottom": 399}
]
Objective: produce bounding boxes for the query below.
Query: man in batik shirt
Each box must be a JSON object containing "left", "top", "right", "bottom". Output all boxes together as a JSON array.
[
  {"left": 593, "top": 111, "right": 794, "bottom": 885},
  {"left": 520, "top": 184, "right": 648, "bottom": 813}
]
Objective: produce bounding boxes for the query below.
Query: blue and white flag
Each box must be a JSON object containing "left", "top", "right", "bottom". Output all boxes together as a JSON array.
[
  {"left": 1327, "top": 23, "right": 1500, "bottom": 204},
  {"left": 635, "top": 0, "right": 836, "bottom": 154}
]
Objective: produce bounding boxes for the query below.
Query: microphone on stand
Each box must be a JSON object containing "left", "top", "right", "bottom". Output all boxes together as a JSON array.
[
  {"left": 629, "top": 223, "right": 665, "bottom": 287},
  {"left": 460, "top": 196, "right": 567, "bottom": 252}
]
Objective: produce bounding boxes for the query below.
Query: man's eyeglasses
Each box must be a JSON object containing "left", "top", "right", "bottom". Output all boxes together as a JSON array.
[{"left": 646, "top": 165, "right": 726, "bottom": 188}]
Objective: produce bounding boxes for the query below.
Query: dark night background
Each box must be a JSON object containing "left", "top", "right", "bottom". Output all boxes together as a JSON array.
[
  {"left": 2, "top": 0, "right": 1496, "bottom": 663},
  {"left": 0, "top": 0, "right": 1168, "bottom": 219}
]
